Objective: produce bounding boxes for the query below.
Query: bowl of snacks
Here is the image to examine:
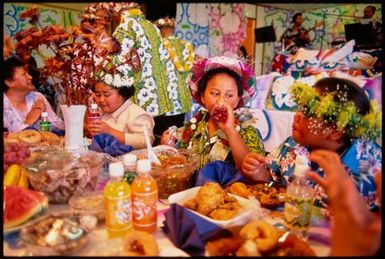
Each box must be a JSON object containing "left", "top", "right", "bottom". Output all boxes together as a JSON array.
[
  {"left": 129, "top": 146, "right": 199, "bottom": 199},
  {"left": 20, "top": 211, "right": 97, "bottom": 255},
  {"left": 69, "top": 191, "right": 105, "bottom": 222},
  {"left": 23, "top": 148, "right": 107, "bottom": 204}
]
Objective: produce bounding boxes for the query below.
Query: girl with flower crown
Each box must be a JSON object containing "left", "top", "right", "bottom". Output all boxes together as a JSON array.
[
  {"left": 85, "top": 70, "right": 155, "bottom": 149},
  {"left": 242, "top": 77, "right": 382, "bottom": 210},
  {"left": 161, "top": 56, "right": 265, "bottom": 186}
]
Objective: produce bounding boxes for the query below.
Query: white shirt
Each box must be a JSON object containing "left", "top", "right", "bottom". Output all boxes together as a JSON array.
[
  {"left": 3, "top": 91, "right": 64, "bottom": 132},
  {"left": 101, "top": 99, "right": 155, "bottom": 149}
]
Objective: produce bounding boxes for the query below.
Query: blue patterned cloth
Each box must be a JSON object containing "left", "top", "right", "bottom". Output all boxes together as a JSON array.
[
  {"left": 267, "top": 136, "right": 381, "bottom": 210},
  {"left": 89, "top": 133, "right": 133, "bottom": 157}
]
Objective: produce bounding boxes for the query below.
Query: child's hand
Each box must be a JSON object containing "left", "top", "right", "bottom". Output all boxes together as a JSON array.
[
  {"left": 213, "top": 102, "right": 236, "bottom": 133},
  {"left": 87, "top": 120, "right": 110, "bottom": 137},
  {"left": 241, "top": 152, "right": 267, "bottom": 179}
]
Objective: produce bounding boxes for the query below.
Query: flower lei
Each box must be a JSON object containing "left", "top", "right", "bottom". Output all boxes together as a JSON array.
[
  {"left": 163, "top": 38, "right": 194, "bottom": 72},
  {"left": 291, "top": 82, "right": 382, "bottom": 141}
]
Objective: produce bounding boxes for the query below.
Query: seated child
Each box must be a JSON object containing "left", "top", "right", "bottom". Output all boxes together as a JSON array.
[
  {"left": 241, "top": 77, "right": 382, "bottom": 210},
  {"left": 161, "top": 56, "right": 265, "bottom": 185}
]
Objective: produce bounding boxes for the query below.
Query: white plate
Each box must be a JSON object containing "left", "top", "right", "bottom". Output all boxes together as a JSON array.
[{"left": 168, "top": 186, "right": 260, "bottom": 228}]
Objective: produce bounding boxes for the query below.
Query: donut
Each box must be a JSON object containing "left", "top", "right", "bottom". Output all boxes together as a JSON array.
[
  {"left": 239, "top": 220, "right": 279, "bottom": 253},
  {"left": 123, "top": 230, "right": 159, "bottom": 256},
  {"left": 40, "top": 131, "right": 60, "bottom": 145},
  {"left": 17, "top": 130, "right": 42, "bottom": 145},
  {"left": 4, "top": 132, "right": 19, "bottom": 145}
]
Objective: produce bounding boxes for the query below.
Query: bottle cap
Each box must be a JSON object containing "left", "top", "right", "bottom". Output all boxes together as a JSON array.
[
  {"left": 41, "top": 112, "right": 48, "bottom": 117},
  {"left": 109, "top": 161, "right": 124, "bottom": 178},
  {"left": 123, "top": 153, "right": 137, "bottom": 166},
  {"left": 90, "top": 103, "right": 98, "bottom": 109},
  {"left": 137, "top": 159, "right": 151, "bottom": 173},
  {"left": 293, "top": 154, "right": 309, "bottom": 178}
]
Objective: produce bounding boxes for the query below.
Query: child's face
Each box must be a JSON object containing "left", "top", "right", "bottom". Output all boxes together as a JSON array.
[
  {"left": 200, "top": 73, "right": 240, "bottom": 112},
  {"left": 94, "top": 82, "right": 125, "bottom": 114},
  {"left": 292, "top": 111, "right": 337, "bottom": 148}
]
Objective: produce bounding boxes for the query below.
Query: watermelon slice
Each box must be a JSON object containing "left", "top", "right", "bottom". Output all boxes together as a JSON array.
[{"left": 3, "top": 186, "right": 48, "bottom": 229}]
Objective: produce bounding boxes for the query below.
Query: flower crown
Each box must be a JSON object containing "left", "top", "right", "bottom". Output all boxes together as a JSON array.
[
  {"left": 84, "top": 2, "right": 140, "bottom": 16},
  {"left": 290, "top": 82, "right": 382, "bottom": 141},
  {"left": 154, "top": 17, "right": 176, "bottom": 28}
]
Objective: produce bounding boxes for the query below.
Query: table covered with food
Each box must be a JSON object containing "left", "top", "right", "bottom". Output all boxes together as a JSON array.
[{"left": 3, "top": 133, "right": 331, "bottom": 256}]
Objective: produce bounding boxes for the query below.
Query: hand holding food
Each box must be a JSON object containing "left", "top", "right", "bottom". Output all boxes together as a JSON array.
[{"left": 212, "top": 105, "right": 228, "bottom": 123}]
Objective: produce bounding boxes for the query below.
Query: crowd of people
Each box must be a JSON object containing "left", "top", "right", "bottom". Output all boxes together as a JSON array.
[{"left": 2, "top": 4, "right": 382, "bottom": 256}]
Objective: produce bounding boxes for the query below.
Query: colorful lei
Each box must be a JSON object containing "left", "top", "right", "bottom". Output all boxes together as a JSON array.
[
  {"left": 290, "top": 82, "right": 382, "bottom": 141},
  {"left": 163, "top": 37, "right": 194, "bottom": 72}
]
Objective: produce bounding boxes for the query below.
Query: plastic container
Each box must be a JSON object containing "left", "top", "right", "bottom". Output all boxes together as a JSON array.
[
  {"left": 69, "top": 191, "right": 105, "bottom": 222},
  {"left": 39, "top": 112, "right": 51, "bottom": 132},
  {"left": 104, "top": 161, "right": 133, "bottom": 239},
  {"left": 122, "top": 153, "right": 137, "bottom": 185},
  {"left": 131, "top": 159, "right": 158, "bottom": 233},
  {"left": 88, "top": 103, "right": 101, "bottom": 121}
]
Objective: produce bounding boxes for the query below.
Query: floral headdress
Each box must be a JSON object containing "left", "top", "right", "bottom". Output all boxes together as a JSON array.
[
  {"left": 83, "top": 2, "right": 140, "bottom": 23},
  {"left": 291, "top": 82, "right": 382, "bottom": 141},
  {"left": 188, "top": 56, "right": 257, "bottom": 108},
  {"left": 154, "top": 17, "right": 176, "bottom": 28},
  {"left": 95, "top": 47, "right": 141, "bottom": 88}
]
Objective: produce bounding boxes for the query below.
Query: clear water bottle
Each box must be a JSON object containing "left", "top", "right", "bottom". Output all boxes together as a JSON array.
[
  {"left": 283, "top": 154, "right": 314, "bottom": 238},
  {"left": 131, "top": 159, "right": 158, "bottom": 233},
  {"left": 39, "top": 112, "right": 51, "bottom": 132},
  {"left": 88, "top": 103, "right": 101, "bottom": 121},
  {"left": 104, "top": 161, "right": 132, "bottom": 238},
  {"left": 123, "top": 153, "right": 137, "bottom": 185}
]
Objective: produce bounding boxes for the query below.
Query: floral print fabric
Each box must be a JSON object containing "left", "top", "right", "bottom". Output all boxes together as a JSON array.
[
  {"left": 163, "top": 36, "right": 194, "bottom": 115},
  {"left": 266, "top": 136, "right": 381, "bottom": 210},
  {"left": 113, "top": 12, "right": 178, "bottom": 116},
  {"left": 208, "top": 4, "right": 246, "bottom": 57},
  {"left": 177, "top": 109, "right": 266, "bottom": 168}
]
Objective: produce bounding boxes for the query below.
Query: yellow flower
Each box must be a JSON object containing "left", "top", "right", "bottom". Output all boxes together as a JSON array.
[{"left": 127, "top": 8, "right": 142, "bottom": 16}]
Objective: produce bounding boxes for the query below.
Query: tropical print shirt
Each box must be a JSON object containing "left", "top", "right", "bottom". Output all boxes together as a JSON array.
[
  {"left": 266, "top": 136, "right": 381, "bottom": 210},
  {"left": 177, "top": 109, "right": 266, "bottom": 168}
]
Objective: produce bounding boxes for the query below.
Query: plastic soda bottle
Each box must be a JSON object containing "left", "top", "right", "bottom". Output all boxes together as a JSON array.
[
  {"left": 88, "top": 103, "right": 101, "bottom": 121},
  {"left": 104, "top": 161, "right": 133, "bottom": 238},
  {"left": 131, "top": 159, "right": 158, "bottom": 233},
  {"left": 283, "top": 154, "right": 314, "bottom": 238},
  {"left": 123, "top": 153, "right": 137, "bottom": 185},
  {"left": 39, "top": 112, "right": 51, "bottom": 132}
]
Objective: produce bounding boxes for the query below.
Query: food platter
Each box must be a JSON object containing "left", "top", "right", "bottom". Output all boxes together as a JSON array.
[{"left": 3, "top": 209, "right": 48, "bottom": 236}]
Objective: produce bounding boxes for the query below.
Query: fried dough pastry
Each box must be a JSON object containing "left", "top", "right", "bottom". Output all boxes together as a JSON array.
[
  {"left": 227, "top": 182, "right": 252, "bottom": 198},
  {"left": 194, "top": 182, "right": 225, "bottom": 216},
  {"left": 239, "top": 220, "right": 279, "bottom": 253},
  {"left": 209, "top": 208, "right": 238, "bottom": 220}
]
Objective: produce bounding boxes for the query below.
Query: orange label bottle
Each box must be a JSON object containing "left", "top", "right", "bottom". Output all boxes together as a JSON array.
[
  {"left": 104, "top": 161, "right": 132, "bottom": 238},
  {"left": 131, "top": 159, "right": 158, "bottom": 233}
]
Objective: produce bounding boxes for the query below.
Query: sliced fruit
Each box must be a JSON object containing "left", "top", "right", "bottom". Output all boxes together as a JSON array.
[
  {"left": 3, "top": 186, "right": 48, "bottom": 229},
  {"left": 4, "top": 164, "right": 22, "bottom": 186}
]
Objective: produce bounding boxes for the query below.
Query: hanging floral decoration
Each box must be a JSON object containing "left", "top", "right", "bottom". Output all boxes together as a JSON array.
[{"left": 163, "top": 38, "right": 194, "bottom": 72}]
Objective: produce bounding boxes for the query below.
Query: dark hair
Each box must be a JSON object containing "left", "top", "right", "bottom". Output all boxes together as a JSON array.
[
  {"left": 1, "top": 55, "right": 26, "bottom": 92},
  {"left": 197, "top": 67, "right": 243, "bottom": 100},
  {"left": 314, "top": 77, "right": 371, "bottom": 143},
  {"left": 239, "top": 46, "right": 248, "bottom": 59},
  {"left": 292, "top": 13, "right": 302, "bottom": 23},
  {"left": 366, "top": 5, "right": 376, "bottom": 14}
]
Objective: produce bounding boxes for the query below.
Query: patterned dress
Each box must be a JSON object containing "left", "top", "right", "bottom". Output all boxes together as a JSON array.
[
  {"left": 177, "top": 109, "right": 266, "bottom": 169},
  {"left": 113, "top": 11, "right": 178, "bottom": 116},
  {"left": 266, "top": 136, "right": 381, "bottom": 210}
]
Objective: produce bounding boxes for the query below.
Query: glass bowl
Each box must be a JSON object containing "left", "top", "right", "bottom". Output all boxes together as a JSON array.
[
  {"left": 129, "top": 147, "right": 199, "bottom": 199},
  {"left": 23, "top": 148, "right": 106, "bottom": 204},
  {"left": 19, "top": 211, "right": 97, "bottom": 255},
  {"left": 69, "top": 191, "right": 105, "bottom": 222}
]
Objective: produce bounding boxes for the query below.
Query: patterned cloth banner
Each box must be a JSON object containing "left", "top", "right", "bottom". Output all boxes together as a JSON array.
[{"left": 175, "top": 3, "right": 209, "bottom": 58}]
